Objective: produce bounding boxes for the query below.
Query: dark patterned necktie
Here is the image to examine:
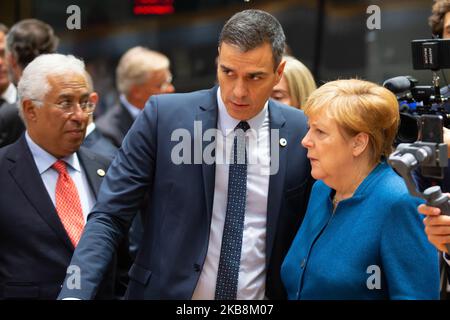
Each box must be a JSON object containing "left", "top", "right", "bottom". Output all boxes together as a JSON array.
[{"left": 215, "top": 121, "right": 250, "bottom": 300}]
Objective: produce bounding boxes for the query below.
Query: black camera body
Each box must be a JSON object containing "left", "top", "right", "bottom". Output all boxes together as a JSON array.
[
  {"left": 383, "top": 75, "right": 450, "bottom": 143},
  {"left": 383, "top": 38, "right": 450, "bottom": 144}
]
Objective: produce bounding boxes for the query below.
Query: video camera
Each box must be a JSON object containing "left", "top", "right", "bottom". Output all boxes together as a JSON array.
[
  {"left": 383, "top": 38, "right": 450, "bottom": 144},
  {"left": 387, "top": 39, "right": 450, "bottom": 250}
]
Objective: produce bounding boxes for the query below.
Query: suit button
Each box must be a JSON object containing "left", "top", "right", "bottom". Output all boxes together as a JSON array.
[
  {"left": 300, "top": 259, "right": 306, "bottom": 269},
  {"left": 193, "top": 263, "right": 201, "bottom": 272}
]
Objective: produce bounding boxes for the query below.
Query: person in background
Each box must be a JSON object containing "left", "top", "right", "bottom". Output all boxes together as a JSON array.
[
  {"left": 282, "top": 79, "right": 439, "bottom": 300},
  {"left": 0, "top": 23, "right": 15, "bottom": 105},
  {"left": 6, "top": 19, "right": 59, "bottom": 86},
  {"left": 0, "top": 23, "right": 24, "bottom": 147},
  {"left": 429, "top": 0, "right": 450, "bottom": 38},
  {"left": 82, "top": 72, "right": 117, "bottom": 160},
  {"left": 415, "top": 2, "right": 450, "bottom": 299},
  {"left": 2, "top": 19, "right": 59, "bottom": 148},
  {"left": 271, "top": 55, "right": 316, "bottom": 109},
  {"left": 96, "top": 46, "right": 175, "bottom": 148}
]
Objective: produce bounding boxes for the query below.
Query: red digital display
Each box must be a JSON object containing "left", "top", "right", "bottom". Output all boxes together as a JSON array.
[{"left": 134, "top": 0, "right": 174, "bottom": 15}]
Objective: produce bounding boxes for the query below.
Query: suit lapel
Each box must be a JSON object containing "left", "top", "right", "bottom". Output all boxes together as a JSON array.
[
  {"left": 266, "top": 101, "right": 288, "bottom": 265},
  {"left": 77, "top": 147, "right": 106, "bottom": 198},
  {"left": 7, "top": 136, "right": 74, "bottom": 251},
  {"left": 196, "top": 87, "right": 219, "bottom": 227}
]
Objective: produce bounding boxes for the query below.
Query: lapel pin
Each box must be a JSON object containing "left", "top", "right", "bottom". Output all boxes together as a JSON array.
[
  {"left": 279, "top": 138, "right": 287, "bottom": 147},
  {"left": 97, "top": 169, "right": 106, "bottom": 177}
]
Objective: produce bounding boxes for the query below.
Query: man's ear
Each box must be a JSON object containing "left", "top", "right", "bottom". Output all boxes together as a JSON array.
[
  {"left": 90, "top": 92, "right": 99, "bottom": 104},
  {"left": 275, "top": 60, "right": 286, "bottom": 84},
  {"left": 22, "top": 100, "right": 38, "bottom": 123},
  {"left": 128, "top": 84, "right": 140, "bottom": 100},
  {"left": 352, "top": 132, "right": 370, "bottom": 157}
]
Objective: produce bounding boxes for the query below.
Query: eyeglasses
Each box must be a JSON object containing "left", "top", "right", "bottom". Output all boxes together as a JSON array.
[{"left": 31, "top": 99, "right": 96, "bottom": 116}]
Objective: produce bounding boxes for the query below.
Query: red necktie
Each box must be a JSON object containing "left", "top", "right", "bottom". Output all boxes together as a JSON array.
[{"left": 52, "top": 160, "right": 84, "bottom": 247}]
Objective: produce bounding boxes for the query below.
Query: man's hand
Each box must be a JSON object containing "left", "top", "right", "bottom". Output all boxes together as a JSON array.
[{"left": 419, "top": 203, "right": 450, "bottom": 253}]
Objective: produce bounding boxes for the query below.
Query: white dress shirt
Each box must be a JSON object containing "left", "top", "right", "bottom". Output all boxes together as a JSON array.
[
  {"left": 25, "top": 132, "right": 96, "bottom": 222},
  {"left": 192, "top": 87, "right": 271, "bottom": 300},
  {"left": 1, "top": 83, "right": 17, "bottom": 104}
]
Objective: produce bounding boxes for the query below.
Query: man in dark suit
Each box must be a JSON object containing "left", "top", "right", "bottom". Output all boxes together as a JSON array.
[
  {"left": 0, "top": 53, "right": 114, "bottom": 299},
  {"left": 59, "top": 9, "right": 312, "bottom": 300},
  {"left": 96, "top": 46, "right": 175, "bottom": 148},
  {"left": 1, "top": 19, "right": 60, "bottom": 148},
  {"left": 0, "top": 23, "right": 24, "bottom": 147}
]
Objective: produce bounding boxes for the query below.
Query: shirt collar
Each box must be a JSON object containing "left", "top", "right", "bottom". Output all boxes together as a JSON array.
[
  {"left": 25, "top": 131, "right": 81, "bottom": 174},
  {"left": 85, "top": 122, "right": 96, "bottom": 137},
  {"left": 2, "top": 83, "right": 17, "bottom": 104},
  {"left": 216, "top": 86, "right": 268, "bottom": 137},
  {"left": 120, "top": 94, "right": 141, "bottom": 120}
]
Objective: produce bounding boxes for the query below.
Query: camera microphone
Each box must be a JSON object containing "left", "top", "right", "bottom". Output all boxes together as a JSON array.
[{"left": 383, "top": 76, "right": 416, "bottom": 94}]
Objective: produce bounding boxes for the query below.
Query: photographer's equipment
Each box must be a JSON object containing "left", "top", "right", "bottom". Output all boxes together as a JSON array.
[
  {"left": 388, "top": 38, "right": 450, "bottom": 300},
  {"left": 383, "top": 39, "right": 450, "bottom": 144},
  {"left": 388, "top": 115, "right": 450, "bottom": 253}
]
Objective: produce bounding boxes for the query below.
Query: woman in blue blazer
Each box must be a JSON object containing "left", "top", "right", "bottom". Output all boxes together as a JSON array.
[{"left": 281, "top": 79, "right": 440, "bottom": 300}]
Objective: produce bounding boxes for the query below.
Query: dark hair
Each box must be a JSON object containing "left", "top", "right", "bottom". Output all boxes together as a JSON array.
[
  {"left": 219, "top": 9, "right": 286, "bottom": 71},
  {"left": 0, "top": 23, "right": 8, "bottom": 34},
  {"left": 429, "top": 0, "right": 450, "bottom": 37},
  {"left": 6, "top": 19, "right": 59, "bottom": 70}
]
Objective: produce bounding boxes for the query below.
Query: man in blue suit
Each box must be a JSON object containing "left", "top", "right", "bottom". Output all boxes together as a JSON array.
[{"left": 59, "top": 9, "right": 312, "bottom": 300}]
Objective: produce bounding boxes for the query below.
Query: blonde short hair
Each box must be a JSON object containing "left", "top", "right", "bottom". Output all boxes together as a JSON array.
[
  {"left": 283, "top": 55, "right": 316, "bottom": 108},
  {"left": 116, "top": 46, "right": 170, "bottom": 95},
  {"left": 303, "top": 79, "right": 399, "bottom": 163}
]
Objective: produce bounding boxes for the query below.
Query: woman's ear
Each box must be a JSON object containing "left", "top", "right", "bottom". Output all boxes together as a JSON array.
[{"left": 352, "top": 132, "right": 369, "bottom": 157}]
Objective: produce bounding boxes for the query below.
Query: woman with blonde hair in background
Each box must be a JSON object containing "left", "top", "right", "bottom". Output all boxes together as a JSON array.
[{"left": 271, "top": 55, "right": 316, "bottom": 109}]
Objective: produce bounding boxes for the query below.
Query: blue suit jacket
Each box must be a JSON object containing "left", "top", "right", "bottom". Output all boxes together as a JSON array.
[
  {"left": 0, "top": 136, "right": 114, "bottom": 299},
  {"left": 58, "top": 86, "right": 312, "bottom": 300},
  {"left": 281, "top": 162, "right": 440, "bottom": 300}
]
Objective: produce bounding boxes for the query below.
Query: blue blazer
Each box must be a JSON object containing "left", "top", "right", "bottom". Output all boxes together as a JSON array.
[
  {"left": 281, "top": 162, "right": 440, "bottom": 300},
  {"left": 58, "top": 86, "right": 313, "bottom": 300},
  {"left": 0, "top": 136, "right": 114, "bottom": 299}
]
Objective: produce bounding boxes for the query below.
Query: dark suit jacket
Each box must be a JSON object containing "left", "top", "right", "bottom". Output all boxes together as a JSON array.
[
  {"left": 0, "top": 102, "right": 25, "bottom": 148},
  {"left": 96, "top": 102, "right": 135, "bottom": 148},
  {"left": 0, "top": 136, "right": 114, "bottom": 299},
  {"left": 83, "top": 127, "right": 118, "bottom": 160},
  {"left": 58, "top": 86, "right": 313, "bottom": 300}
]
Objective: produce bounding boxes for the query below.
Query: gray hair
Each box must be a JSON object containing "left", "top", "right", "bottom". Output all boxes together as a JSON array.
[
  {"left": 219, "top": 9, "right": 286, "bottom": 70},
  {"left": 116, "top": 46, "right": 170, "bottom": 95},
  {"left": 18, "top": 53, "right": 86, "bottom": 119}
]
